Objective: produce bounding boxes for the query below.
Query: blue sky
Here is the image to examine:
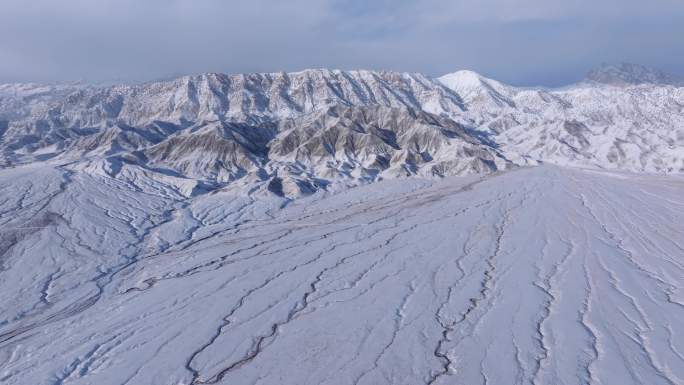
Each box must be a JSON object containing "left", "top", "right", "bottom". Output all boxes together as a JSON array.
[{"left": 1, "top": 0, "right": 683, "bottom": 86}]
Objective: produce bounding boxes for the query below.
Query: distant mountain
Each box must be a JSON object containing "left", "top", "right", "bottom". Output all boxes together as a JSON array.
[
  {"left": 437, "top": 70, "right": 514, "bottom": 108},
  {"left": 438, "top": 65, "right": 684, "bottom": 173},
  {"left": 0, "top": 65, "right": 683, "bottom": 198},
  {"left": 585, "top": 63, "right": 682, "bottom": 86}
]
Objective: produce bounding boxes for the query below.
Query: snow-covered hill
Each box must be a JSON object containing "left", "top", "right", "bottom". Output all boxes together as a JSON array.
[{"left": 2, "top": 163, "right": 683, "bottom": 385}]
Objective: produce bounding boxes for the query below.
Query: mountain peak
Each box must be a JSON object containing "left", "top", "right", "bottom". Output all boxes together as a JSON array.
[
  {"left": 437, "top": 70, "right": 514, "bottom": 107},
  {"left": 437, "top": 70, "right": 488, "bottom": 91},
  {"left": 585, "top": 63, "right": 681, "bottom": 86}
]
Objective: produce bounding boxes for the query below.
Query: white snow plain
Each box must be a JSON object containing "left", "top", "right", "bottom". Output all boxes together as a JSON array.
[{"left": 1, "top": 162, "right": 683, "bottom": 385}]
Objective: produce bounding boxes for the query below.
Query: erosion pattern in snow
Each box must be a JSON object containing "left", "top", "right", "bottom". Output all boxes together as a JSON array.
[{"left": 1, "top": 164, "right": 683, "bottom": 385}]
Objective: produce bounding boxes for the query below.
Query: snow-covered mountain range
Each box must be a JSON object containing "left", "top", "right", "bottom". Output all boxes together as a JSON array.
[
  {"left": 1, "top": 64, "right": 682, "bottom": 197},
  {"left": 2, "top": 64, "right": 684, "bottom": 385}
]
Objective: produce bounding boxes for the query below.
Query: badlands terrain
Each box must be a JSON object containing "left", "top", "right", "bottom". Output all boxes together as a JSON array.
[{"left": 0, "top": 63, "right": 683, "bottom": 384}]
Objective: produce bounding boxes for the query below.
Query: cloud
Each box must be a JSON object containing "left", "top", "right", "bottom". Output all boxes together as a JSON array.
[{"left": 0, "top": 0, "right": 683, "bottom": 85}]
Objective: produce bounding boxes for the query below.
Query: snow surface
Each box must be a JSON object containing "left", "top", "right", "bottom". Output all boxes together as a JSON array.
[{"left": 1, "top": 162, "right": 683, "bottom": 385}]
